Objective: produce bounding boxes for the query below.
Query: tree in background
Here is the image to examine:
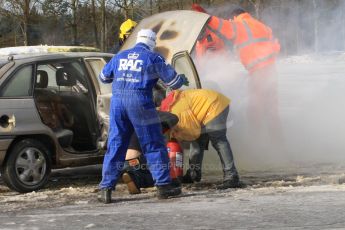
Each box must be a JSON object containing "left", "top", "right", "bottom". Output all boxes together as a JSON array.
[
  {"left": 0, "top": 0, "right": 345, "bottom": 54},
  {"left": 1, "top": 0, "right": 41, "bottom": 46},
  {"left": 91, "top": 0, "right": 100, "bottom": 47}
]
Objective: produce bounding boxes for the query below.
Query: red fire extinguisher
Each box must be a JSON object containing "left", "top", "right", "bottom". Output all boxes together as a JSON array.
[{"left": 167, "top": 139, "right": 183, "bottom": 181}]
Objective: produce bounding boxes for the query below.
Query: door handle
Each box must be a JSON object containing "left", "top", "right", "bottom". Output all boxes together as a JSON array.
[
  {"left": 8, "top": 115, "right": 16, "bottom": 127},
  {"left": 0, "top": 114, "right": 15, "bottom": 130}
]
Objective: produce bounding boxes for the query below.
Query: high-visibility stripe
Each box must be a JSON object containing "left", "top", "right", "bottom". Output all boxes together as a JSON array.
[
  {"left": 234, "top": 20, "right": 271, "bottom": 50},
  {"left": 209, "top": 18, "right": 236, "bottom": 42},
  {"left": 166, "top": 74, "right": 180, "bottom": 87},
  {"left": 235, "top": 37, "right": 271, "bottom": 50},
  {"left": 100, "top": 72, "right": 110, "bottom": 81},
  {"left": 99, "top": 72, "right": 106, "bottom": 80},
  {"left": 231, "top": 21, "right": 237, "bottom": 40},
  {"left": 99, "top": 72, "right": 113, "bottom": 83},
  {"left": 242, "top": 20, "right": 253, "bottom": 39},
  {"left": 217, "top": 19, "right": 223, "bottom": 32},
  {"left": 206, "top": 25, "right": 233, "bottom": 48},
  {"left": 246, "top": 53, "right": 276, "bottom": 71},
  {"left": 169, "top": 75, "right": 182, "bottom": 89}
]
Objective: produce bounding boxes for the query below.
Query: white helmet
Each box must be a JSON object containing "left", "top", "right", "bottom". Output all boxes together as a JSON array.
[{"left": 136, "top": 29, "right": 157, "bottom": 51}]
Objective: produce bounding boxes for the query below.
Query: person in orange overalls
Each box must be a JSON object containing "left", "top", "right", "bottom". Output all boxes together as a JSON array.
[{"left": 207, "top": 7, "right": 281, "bottom": 135}]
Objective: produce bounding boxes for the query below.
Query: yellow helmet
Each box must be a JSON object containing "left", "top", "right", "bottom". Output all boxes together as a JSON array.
[{"left": 119, "top": 19, "right": 137, "bottom": 40}]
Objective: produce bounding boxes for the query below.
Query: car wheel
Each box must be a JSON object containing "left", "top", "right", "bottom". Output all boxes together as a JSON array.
[{"left": 1, "top": 139, "right": 52, "bottom": 193}]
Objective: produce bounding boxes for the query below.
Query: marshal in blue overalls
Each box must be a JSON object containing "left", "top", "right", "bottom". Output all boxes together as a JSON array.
[{"left": 99, "top": 30, "right": 187, "bottom": 192}]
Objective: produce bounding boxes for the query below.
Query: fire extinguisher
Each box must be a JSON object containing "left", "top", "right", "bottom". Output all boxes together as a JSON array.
[{"left": 167, "top": 139, "right": 183, "bottom": 181}]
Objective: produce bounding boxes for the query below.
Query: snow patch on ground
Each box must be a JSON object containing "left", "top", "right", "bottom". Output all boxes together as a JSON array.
[
  {"left": 0, "top": 184, "right": 99, "bottom": 213},
  {"left": 2, "top": 168, "right": 345, "bottom": 214}
]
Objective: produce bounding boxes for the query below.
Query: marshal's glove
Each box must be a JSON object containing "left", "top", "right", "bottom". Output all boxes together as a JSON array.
[{"left": 179, "top": 74, "right": 189, "bottom": 87}]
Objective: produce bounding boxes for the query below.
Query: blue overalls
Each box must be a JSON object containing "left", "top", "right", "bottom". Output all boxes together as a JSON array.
[{"left": 99, "top": 43, "right": 185, "bottom": 189}]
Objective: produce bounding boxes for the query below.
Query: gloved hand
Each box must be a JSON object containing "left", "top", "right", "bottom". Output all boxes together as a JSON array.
[{"left": 179, "top": 74, "right": 189, "bottom": 86}]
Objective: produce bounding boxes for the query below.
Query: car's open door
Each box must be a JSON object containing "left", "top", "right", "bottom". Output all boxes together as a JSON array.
[
  {"left": 171, "top": 51, "right": 201, "bottom": 89},
  {"left": 84, "top": 57, "right": 112, "bottom": 149}
]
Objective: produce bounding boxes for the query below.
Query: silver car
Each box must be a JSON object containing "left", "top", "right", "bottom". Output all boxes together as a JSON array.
[{"left": 0, "top": 50, "right": 116, "bottom": 192}]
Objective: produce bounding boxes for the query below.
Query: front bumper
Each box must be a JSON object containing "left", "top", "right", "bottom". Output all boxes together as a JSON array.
[{"left": 0, "top": 138, "right": 13, "bottom": 166}]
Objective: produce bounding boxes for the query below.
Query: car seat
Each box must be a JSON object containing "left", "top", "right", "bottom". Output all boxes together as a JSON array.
[
  {"left": 55, "top": 67, "right": 98, "bottom": 150},
  {"left": 35, "top": 70, "right": 74, "bottom": 148}
]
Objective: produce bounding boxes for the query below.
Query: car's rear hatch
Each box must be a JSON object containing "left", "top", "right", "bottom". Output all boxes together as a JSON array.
[{"left": 121, "top": 10, "right": 210, "bottom": 63}]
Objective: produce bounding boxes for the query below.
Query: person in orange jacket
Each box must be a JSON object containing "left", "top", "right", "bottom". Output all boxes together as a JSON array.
[
  {"left": 191, "top": 4, "right": 228, "bottom": 61},
  {"left": 207, "top": 7, "right": 280, "bottom": 74},
  {"left": 160, "top": 89, "right": 240, "bottom": 189},
  {"left": 207, "top": 7, "right": 281, "bottom": 134},
  {"left": 194, "top": 27, "right": 227, "bottom": 58}
]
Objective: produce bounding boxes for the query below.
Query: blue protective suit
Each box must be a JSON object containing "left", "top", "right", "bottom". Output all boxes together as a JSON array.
[{"left": 99, "top": 43, "right": 185, "bottom": 189}]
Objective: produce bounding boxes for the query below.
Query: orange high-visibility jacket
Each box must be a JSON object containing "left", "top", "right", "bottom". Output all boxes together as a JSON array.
[
  {"left": 191, "top": 3, "right": 226, "bottom": 58},
  {"left": 195, "top": 27, "right": 226, "bottom": 58},
  {"left": 207, "top": 13, "right": 280, "bottom": 74},
  {"left": 160, "top": 89, "right": 230, "bottom": 141}
]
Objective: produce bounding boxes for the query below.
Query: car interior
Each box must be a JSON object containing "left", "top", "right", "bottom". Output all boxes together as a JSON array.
[{"left": 34, "top": 63, "right": 100, "bottom": 152}]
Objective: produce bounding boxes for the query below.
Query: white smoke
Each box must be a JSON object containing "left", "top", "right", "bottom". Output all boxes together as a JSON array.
[
  {"left": 191, "top": 51, "right": 345, "bottom": 174},
  {"left": 188, "top": 1, "right": 345, "bottom": 174}
]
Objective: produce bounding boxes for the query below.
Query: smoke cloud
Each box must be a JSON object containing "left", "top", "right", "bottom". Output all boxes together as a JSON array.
[{"left": 190, "top": 2, "right": 345, "bottom": 174}]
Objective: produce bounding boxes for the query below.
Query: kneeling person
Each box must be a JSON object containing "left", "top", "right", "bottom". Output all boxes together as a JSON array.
[{"left": 122, "top": 111, "right": 179, "bottom": 194}]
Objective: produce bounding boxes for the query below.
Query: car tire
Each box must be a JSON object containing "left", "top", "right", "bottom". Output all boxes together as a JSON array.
[{"left": 1, "top": 139, "right": 52, "bottom": 193}]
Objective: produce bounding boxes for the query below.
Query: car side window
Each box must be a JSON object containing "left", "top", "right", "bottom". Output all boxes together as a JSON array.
[
  {"left": 37, "top": 62, "right": 89, "bottom": 94},
  {"left": 171, "top": 51, "right": 201, "bottom": 89},
  {"left": 37, "top": 64, "right": 58, "bottom": 89},
  {"left": 0, "top": 65, "right": 33, "bottom": 97}
]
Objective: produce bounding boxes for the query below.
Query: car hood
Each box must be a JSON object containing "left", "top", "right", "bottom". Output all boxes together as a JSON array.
[{"left": 120, "top": 10, "right": 210, "bottom": 63}]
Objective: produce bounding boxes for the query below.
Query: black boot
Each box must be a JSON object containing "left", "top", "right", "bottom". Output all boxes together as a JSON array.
[
  {"left": 190, "top": 169, "right": 201, "bottom": 182},
  {"left": 98, "top": 188, "right": 112, "bottom": 204},
  {"left": 181, "top": 169, "right": 201, "bottom": 184},
  {"left": 181, "top": 170, "right": 194, "bottom": 184},
  {"left": 156, "top": 183, "right": 182, "bottom": 199},
  {"left": 216, "top": 175, "right": 240, "bottom": 190}
]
